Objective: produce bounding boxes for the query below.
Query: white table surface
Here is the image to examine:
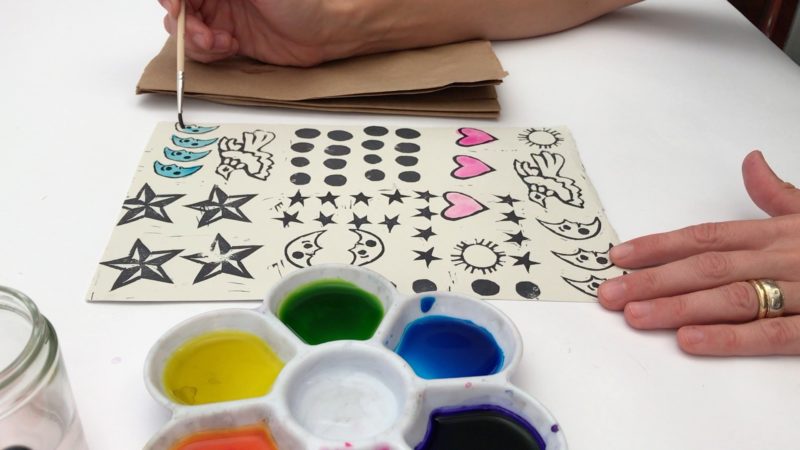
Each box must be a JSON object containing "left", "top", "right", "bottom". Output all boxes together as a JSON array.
[{"left": 2, "top": 1, "right": 799, "bottom": 449}]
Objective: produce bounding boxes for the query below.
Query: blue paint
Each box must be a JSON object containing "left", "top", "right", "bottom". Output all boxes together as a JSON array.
[
  {"left": 163, "top": 147, "right": 211, "bottom": 162},
  {"left": 177, "top": 124, "right": 220, "bottom": 134},
  {"left": 395, "top": 315, "right": 503, "bottom": 379},
  {"left": 153, "top": 161, "right": 201, "bottom": 178},
  {"left": 420, "top": 296, "right": 436, "bottom": 313},
  {"left": 171, "top": 135, "right": 218, "bottom": 148}
]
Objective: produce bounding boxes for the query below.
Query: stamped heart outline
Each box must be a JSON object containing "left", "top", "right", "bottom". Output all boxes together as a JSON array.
[
  {"left": 456, "top": 127, "right": 498, "bottom": 147},
  {"left": 442, "top": 191, "right": 488, "bottom": 221},
  {"left": 450, "top": 155, "right": 495, "bottom": 180}
]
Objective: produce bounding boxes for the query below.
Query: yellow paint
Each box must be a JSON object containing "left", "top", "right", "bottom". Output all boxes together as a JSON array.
[{"left": 163, "top": 330, "right": 284, "bottom": 405}]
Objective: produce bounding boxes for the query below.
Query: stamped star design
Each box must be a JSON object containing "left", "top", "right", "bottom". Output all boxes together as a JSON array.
[
  {"left": 318, "top": 191, "right": 339, "bottom": 207},
  {"left": 183, "top": 234, "right": 262, "bottom": 283},
  {"left": 414, "top": 190, "right": 438, "bottom": 202},
  {"left": 118, "top": 183, "right": 184, "bottom": 225},
  {"left": 288, "top": 190, "right": 309, "bottom": 207},
  {"left": 413, "top": 226, "right": 436, "bottom": 242},
  {"left": 101, "top": 239, "right": 182, "bottom": 290},
  {"left": 414, "top": 206, "right": 437, "bottom": 220},
  {"left": 315, "top": 212, "right": 336, "bottom": 227},
  {"left": 186, "top": 185, "right": 256, "bottom": 227},
  {"left": 274, "top": 211, "right": 303, "bottom": 228},
  {"left": 511, "top": 251, "right": 540, "bottom": 273},
  {"left": 413, "top": 247, "right": 442, "bottom": 267},
  {"left": 505, "top": 231, "right": 530, "bottom": 246},
  {"left": 495, "top": 194, "right": 520, "bottom": 206},
  {"left": 352, "top": 192, "right": 372, "bottom": 206},
  {"left": 348, "top": 213, "right": 371, "bottom": 229},
  {"left": 499, "top": 210, "right": 525, "bottom": 225},
  {"left": 379, "top": 214, "right": 401, "bottom": 232},
  {"left": 382, "top": 189, "right": 409, "bottom": 205}
]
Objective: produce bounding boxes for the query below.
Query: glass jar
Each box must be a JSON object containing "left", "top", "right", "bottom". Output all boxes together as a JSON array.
[{"left": 0, "top": 286, "right": 88, "bottom": 450}]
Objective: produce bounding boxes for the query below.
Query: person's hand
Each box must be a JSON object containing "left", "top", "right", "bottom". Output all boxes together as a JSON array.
[{"left": 599, "top": 150, "right": 800, "bottom": 356}]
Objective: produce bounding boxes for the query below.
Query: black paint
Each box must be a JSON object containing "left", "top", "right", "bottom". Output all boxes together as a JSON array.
[
  {"left": 395, "top": 156, "right": 419, "bottom": 167},
  {"left": 364, "top": 154, "right": 382, "bottom": 164},
  {"left": 290, "top": 173, "right": 311, "bottom": 185},
  {"left": 415, "top": 406, "right": 544, "bottom": 450},
  {"left": 323, "top": 158, "right": 347, "bottom": 170},
  {"left": 291, "top": 142, "right": 314, "bottom": 153},
  {"left": 327, "top": 130, "right": 353, "bottom": 141},
  {"left": 365, "top": 169, "right": 386, "bottom": 181},
  {"left": 412, "top": 279, "right": 438, "bottom": 293},
  {"left": 396, "top": 128, "right": 421, "bottom": 139},
  {"left": 398, "top": 171, "right": 421, "bottom": 183},
  {"left": 295, "top": 128, "right": 320, "bottom": 138},
  {"left": 515, "top": 282, "right": 541, "bottom": 299},
  {"left": 364, "top": 126, "right": 389, "bottom": 136},
  {"left": 471, "top": 279, "right": 500, "bottom": 296},
  {"left": 291, "top": 157, "right": 310, "bottom": 167},
  {"left": 324, "top": 174, "right": 347, "bottom": 187},
  {"left": 325, "top": 145, "right": 351, "bottom": 156},
  {"left": 395, "top": 142, "right": 421, "bottom": 153},
  {"left": 362, "top": 140, "right": 385, "bottom": 150}
]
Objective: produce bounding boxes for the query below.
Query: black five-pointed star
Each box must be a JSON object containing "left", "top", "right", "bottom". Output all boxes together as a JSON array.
[
  {"left": 315, "top": 212, "right": 336, "bottom": 226},
  {"left": 499, "top": 210, "right": 525, "bottom": 225},
  {"left": 118, "top": 183, "right": 184, "bottom": 225},
  {"left": 511, "top": 251, "right": 540, "bottom": 272},
  {"left": 183, "top": 234, "right": 262, "bottom": 283},
  {"left": 379, "top": 215, "right": 401, "bottom": 232},
  {"left": 495, "top": 194, "right": 520, "bottom": 206},
  {"left": 288, "top": 190, "right": 309, "bottom": 207},
  {"left": 382, "top": 189, "right": 409, "bottom": 204},
  {"left": 348, "top": 213, "right": 371, "bottom": 229},
  {"left": 352, "top": 192, "right": 372, "bottom": 206},
  {"left": 186, "top": 185, "right": 256, "bottom": 227},
  {"left": 505, "top": 231, "right": 530, "bottom": 245},
  {"left": 414, "top": 190, "right": 438, "bottom": 202},
  {"left": 274, "top": 211, "right": 303, "bottom": 228},
  {"left": 414, "top": 206, "right": 437, "bottom": 220},
  {"left": 413, "top": 226, "right": 436, "bottom": 242},
  {"left": 413, "top": 247, "right": 441, "bottom": 267},
  {"left": 101, "top": 239, "right": 182, "bottom": 290},
  {"left": 318, "top": 191, "right": 339, "bottom": 207}
]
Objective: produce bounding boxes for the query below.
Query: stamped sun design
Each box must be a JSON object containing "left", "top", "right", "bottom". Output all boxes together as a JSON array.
[
  {"left": 451, "top": 239, "right": 506, "bottom": 274},
  {"left": 518, "top": 127, "right": 564, "bottom": 149}
]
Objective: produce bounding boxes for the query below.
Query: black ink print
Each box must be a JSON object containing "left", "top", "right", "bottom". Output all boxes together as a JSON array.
[
  {"left": 414, "top": 191, "right": 438, "bottom": 202},
  {"left": 396, "top": 128, "right": 421, "bottom": 139},
  {"left": 471, "top": 279, "right": 500, "bottom": 296},
  {"left": 318, "top": 191, "right": 339, "bottom": 207},
  {"left": 324, "top": 174, "right": 348, "bottom": 187},
  {"left": 287, "top": 190, "right": 309, "bottom": 207},
  {"left": 285, "top": 230, "right": 326, "bottom": 268},
  {"left": 325, "top": 145, "right": 351, "bottom": 156},
  {"left": 352, "top": 192, "right": 372, "bottom": 206},
  {"left": 518, "top": 127, "right": 564, "bottom": 149},
  {"left": 513, "top": 151, "right": 584, "bottom": 208},
  {"left": 504, "top": 231, "right": 530, "bottom": 246},
  {"left": 515, "top": 281, "right": 541, "bottom": 299},
  {"left": 348, "top": 229, "right": 385, "bottom": 266},
  {"left": 413, "top": 247, "right": 441, "bottom": 267},
  {"left": 563, "top": 275, "right": 606, "bottom": 298},
  {"left": 494, "top": 194, "right": 520, "bottom": 206},
  {"left": 364, "top": 126, "right": 388, "bottom": 136},
  {"left": 499, "top": 210, "right": 525, "bottom": 225},
  {"left": 216, "top": 130, "right": 275, "bottom": 181},
  {"left": 552, "top": 245, "right": 613, "bottom": 271},
  {"left": 382, "top": 189, "right": 409, "bottom": 204},
  {"left": 412, "top": 279, "right": 438, "bottom": 293},
  {"left": 328, "top": 130, "right": 353, "bottom": 141},
  {"left": 413, "top": 226, "right": 436, "bottom": 242},
  {"left": 290, "top": 172, "right": 311, "bottom": 185},
  {"left": 348, "top": 213, "right": 371, "bottom": 229},
  {"left": 185, "top": 185, "right": 256, "bottom": 227},
  {"left": 362, "top": 140, "right": 384, "bottom": 150},
  {"left": 274, "top": 211, "right": 303, "bottom": 228},
  {"left": 295, "top": 128, "right": 320, "bottom": 139},
  {"left": 118, "top": 183, "right": 184, "bottom": 226},
  {"left": 183, "top": 234, "right": 262, "bottom": 284},
  {"left": 537, "top": 217, "right": 602, "bottom": 240},
  {"left": 451, "top": 239, "right": 506, "bottom": 275},
  {"left": 510, "top": 251, "right": 540, "bottom": 273},
  {"left": 379, "top": 215, "right": 401, "bottom": 232},
  {"left": 315, "top": 212, "right": 336, "bottom": 227},
  {"left": 291, "top": 142, "right": 314, "bottom": 153},
  {"left": 101, "top": 239, "right": 182, "bottom": 290}
]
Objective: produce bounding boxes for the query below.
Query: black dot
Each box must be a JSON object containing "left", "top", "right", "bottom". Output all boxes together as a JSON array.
[
  {"left": 578, "top": 227, "right": 591, "bottom": 235},
  {"left": 395, "top": 142, "right": 420, "bottom": 153},
  {"left": 324, "top": 174, "right": 347, "bottom": 186},
  {"left": 295, "top": 128, "right": 320, "bottom": 139},
  {"left": 292, "top": 251, "right": 304, "bottom": 259},
  {"left": 515, "top": 282, "right": 541, "bottom": 299},
  {"left": 396, "top": 128, "right": 421, "bottom": 139},
  {"left": 303, "top": 243, "right": 313, "bottom": 249},
  {"left": 412, "top": 279, "right": 438, "bottom": 293},
  {"left": 364, "top": 154, "right": 382, "bottom": 164},
  {"left": 596, "top": 257, "right": 609, "bottom": 265},
  {"left": 183, "top": 155, "right": 191, "bottom": 160},
  {"left": 561, "top": 224, "right": 572, "bottom": 231},
  {"left": 291, "top": 157, "right": 310, "bottom": 167},
  {"left": 590, "top": 282, "right": 600, "bottom": 289},
  {"left": 398, "top": 171, "right": 421, "bottom": 183},
  {"left": 323, "top": 158, "right": 347, "bottom": 170},
  {"left": 362, "top": 140, "right": 384, "bottom": 150},
  {"left": 364, "top": 126, "right": 388, "bottom": 136},
  {"left": 358, "top": 249, "right": 368, "bottom": 256},
  {"left": 172, "top": 171, "right": 181, "bottom": 176},
  {"left": 365, "top": 240, "right": 376, "bottom": 247},
  {"left": 328, "top": 130, "right": 353, "bottom": 141},
  {"left": 395, "top": 156, "right": 418, "bottom": 167},
  {"left": 578, "top": 255, "right": 589, "bottom": 261},
  {"left": 290, "top": 173, "right": 311, "bottom": 185},
  {"left": 325, "top": 145, "right": 351, "bottom": 156},
  {"left": 471, "top": 279, "right": 500, "bottom": 296},
  {"left": 365, "top": 169, "right": 385, "bottom": 181},
  {"left": 291, "top": 142, "right": 314, "bottom": 153}
]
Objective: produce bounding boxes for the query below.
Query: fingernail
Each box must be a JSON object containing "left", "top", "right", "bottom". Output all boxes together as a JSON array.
[
  {"left": 610, "top": 243, "right": 632, "bottom": 261},
  {"left": 682, "top": 328, "right": 705, "bottom": 344},
  {"left": 599, "top": 278, "right": 625, "bottom": 303},
  {"left": 192, "top": 33, "right": 209, "bottom": 49},
  {"left": 627, "top": 302, "right": 651, "bottom": 319}
]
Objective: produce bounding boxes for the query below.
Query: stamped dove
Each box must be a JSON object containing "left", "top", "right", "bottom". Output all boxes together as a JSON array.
[
  {"left": 216, "top": 130, "right": 276, "bottom": 180},
  {"left": 513, "top": 151, "right": 584, "bottom": 208}
]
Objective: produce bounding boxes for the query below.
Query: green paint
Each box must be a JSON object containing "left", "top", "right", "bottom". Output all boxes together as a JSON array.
[{"left": 277, "top": 278, "right": 384, "bottom": 345}]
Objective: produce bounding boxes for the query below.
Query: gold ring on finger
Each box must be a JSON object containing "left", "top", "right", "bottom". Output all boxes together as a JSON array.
[
  {"left": 758, "top": 279, "right": 785, "bottom": 318},
  {"left": 748, "top": 280, "right": 768, "bottom": 320}
]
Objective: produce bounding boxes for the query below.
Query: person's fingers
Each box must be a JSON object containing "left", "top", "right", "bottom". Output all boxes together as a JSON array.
[
  {"left": 599, "top": 249, "right": 798, "bottom": 309},
  {"left": 742, "top": 150, "right": 800, "bottom": 217},
  {"left": 158, "top": 0, "right": 179, "bottom": 17},
  {"left": 677, "top": 316, "right": 800, "bottom": 356},
  {"left": 623, "top": 281, "right": 800, "bottom": 329}
]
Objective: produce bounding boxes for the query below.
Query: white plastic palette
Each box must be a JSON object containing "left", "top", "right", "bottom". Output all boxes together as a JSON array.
[{"left": 143, "top": 264, "right": 568, "bottom": 449}]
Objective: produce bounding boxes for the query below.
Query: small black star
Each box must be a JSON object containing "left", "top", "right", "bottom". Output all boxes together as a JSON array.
[
  {"left": 382, "top": 189, "right": 409, "bottom": 204},
  {"left": 318, "top": 191, "right": 339, "bottom": 207},
  {"left": 274, "top": 211, "right": 303, "bottom": 228},
  {"left": 414, "top": 190, "right": 438, "bottom": 202},
  {"left": 118, "top": 183, "right": 184, "bottom": 225},
  {"left": 495, "top": 194, "right": 520, "bottom": 206},
  {"left": 101, "top": 239, "right": 182, "bottom": 290},
  {"left": 352, "top": 192, "right": 372, "bottom": 206},
  {"left": 413, "top": 247, "right": 442, "bottom": 267},
  {"left": 379, "top": 215, "right": 401, "bottom": 232},
  {"left": 288, "top": 190, "right": 309, "bottom": 207},
  {"left": 511, "top": 251, "right": 540, "bottom": 273},
  {"left": 505, "top": 231, "right": 530, "bottom": 246},
  {"left": 183, "top": 234, "right": 262, "bottom": 283},
  {"left": 414, "top": 206, "right": 437, "bottom": 220},
  {"left": 348, "top": 213, "right": 371, "bottom": 229},
  {"left": 186, "top": 186, "right": 256, "bottom": 227},
  {"left": 315, "top": 212, "right": 336, "bottom": 227},
  {"left": 499, "top": 210, "right": 525, "bottom": 225},
  {"left": 413, "top": 226, "right": 436, "bottom": 242}
]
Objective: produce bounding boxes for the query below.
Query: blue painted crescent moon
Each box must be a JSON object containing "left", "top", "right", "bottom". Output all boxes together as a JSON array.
[
  {"left": 163, "top": 147, "right": 211, "bottom": 162},
  {"left": 175, "top": 123, "right": 219, "bottom": 134},
  {"left": 171, "top": 135, "right": 218, "bottom": 149},
  {"left": 154, "top": 161, "right": 202, "bottom": 178}
]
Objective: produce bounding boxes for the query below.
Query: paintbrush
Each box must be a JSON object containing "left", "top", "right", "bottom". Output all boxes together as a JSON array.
[{"left": 176, "top": 0, "right": 186, "bottom": 128}]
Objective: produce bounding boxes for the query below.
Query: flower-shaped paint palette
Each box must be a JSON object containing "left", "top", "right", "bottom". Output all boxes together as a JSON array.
[{"left": 144, "top": 264, "right": 568, "bottom": 450}]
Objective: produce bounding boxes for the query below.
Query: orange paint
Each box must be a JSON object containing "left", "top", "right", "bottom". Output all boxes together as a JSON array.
[{"left": 172, "top": 425, "right": 278, "bottom": 450}]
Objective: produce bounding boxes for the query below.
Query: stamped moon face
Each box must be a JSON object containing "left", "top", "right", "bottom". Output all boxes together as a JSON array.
[
  {"left": 562, "top": 275, "right": 605, "bottom": 297},
  {"left": 552, "top": 245, "right": 612, "bottom": 271},
  {"left": 538, "top": 217, "right": 601, "bottom": 240},
  {"left": 348, "top": 229, "right": 385, "bottom": 266},
  {"left": 175, "top": 123, "right": 220, "bottom": 134},
  {"left": 153, "top": 161, "right": 202, "bottom": 178},
  {"left": 171, "top": 135, "right": 218, "bottom": 149},
  {"left": 284, "top": 230, "right": 326, "bottom": 269},
  {"left": 163, "top": 147, "right": 211, "bottom": 162}
]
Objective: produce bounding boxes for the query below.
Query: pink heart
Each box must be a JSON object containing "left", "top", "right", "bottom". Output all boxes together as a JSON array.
[
  {"left": 451, "top": 155, "right": 495, "bottom": 179},
  {"left": 456, "top": 128, "right": 497, "bottom": 147},
  {"left": 442, "top": 192, "right": 487, "bottom": 221}
]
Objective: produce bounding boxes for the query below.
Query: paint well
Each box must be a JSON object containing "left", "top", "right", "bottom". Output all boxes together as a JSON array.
[
  {"left": 277, "top": 279, "right": 384, "bottom": 345},
  {"left": 163, "top": 330, "right": 284, "bottom": 405},
  {"left": 395, "top": 315, "right": 503, "bottom": 379},
  {"left": 415, "top": 405, "right": 545, "bottom": 450},
  {"left": 171, "top": 425, "right": 278, "bottom": 450}
]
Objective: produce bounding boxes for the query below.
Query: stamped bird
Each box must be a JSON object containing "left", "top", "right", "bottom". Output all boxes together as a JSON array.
[
  {"left": 513, "top": 151, "right": 584, "bottom": 208},
  {"left": 216, "top": 130, "right": 275, "bottom": 180}
]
